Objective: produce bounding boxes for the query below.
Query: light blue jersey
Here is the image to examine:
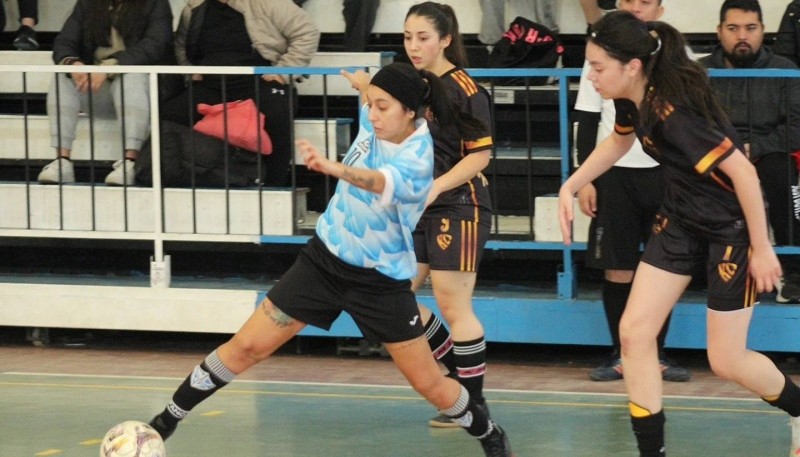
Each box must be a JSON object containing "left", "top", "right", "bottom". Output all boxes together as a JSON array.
[{"left": 316, "top": 104, "right": 434, "bottom": 280}]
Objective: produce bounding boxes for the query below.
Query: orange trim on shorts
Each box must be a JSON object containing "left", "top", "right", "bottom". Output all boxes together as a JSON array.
[{"left": 459, "top": 220, "right": 479, "bottom": 272}]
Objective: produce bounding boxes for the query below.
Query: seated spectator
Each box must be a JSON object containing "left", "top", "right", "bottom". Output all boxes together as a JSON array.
[
  {"left": 342, "top": 0, "right": 379, "bottom": 52},
  {"left": 37, "top": 0, "right": 175, "bottom": 186},
  {"left": 160, "top": 0, "right": 320, "bottom": 187},
  {"left": 578, "top": 0, "right": 616, "bottom": 33},
  {"left": 699, "top": 0, "right": 800, "bottom": 302},
  {"left": 774, "top": 0, "right": 800, "bottom": 64},
  {"left": 1, "top": 0, "right": 39, "bottom": 50}
]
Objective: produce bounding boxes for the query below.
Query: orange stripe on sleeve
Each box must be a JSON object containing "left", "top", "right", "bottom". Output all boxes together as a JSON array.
[{"left": 695, "top": 137, "right": 733, "bottom": 175}]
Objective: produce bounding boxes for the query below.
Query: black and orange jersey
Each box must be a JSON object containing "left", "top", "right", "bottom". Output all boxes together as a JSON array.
[
  {"left": 614, "top": 98, "right": 755, "bottom": 244},
  {"left": 424, "top": 68, "right": 493, "bottom": 220}
]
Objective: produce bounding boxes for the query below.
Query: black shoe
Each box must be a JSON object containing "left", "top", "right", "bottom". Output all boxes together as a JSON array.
[
  {"left": 149, "top": 414, "right": 177, "bottom": 441},
  {"left": 480, "top": 425, "right": 513, "bottom": 457},
  {"left": 13, "top": 25, "right": 39, "bottom": 51},
  {"left": 589, "top": 357, "right": 623, "bottom": 381}
]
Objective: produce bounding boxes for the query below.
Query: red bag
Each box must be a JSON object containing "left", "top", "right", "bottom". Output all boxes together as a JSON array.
[{"left": 193, "top": 99, "right": 272, "bottom": 155}]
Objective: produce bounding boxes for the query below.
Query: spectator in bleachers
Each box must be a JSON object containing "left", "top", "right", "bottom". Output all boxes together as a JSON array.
[
  {"left": 574, "top": 0, "right": 691, "bottom": 383},
  {"left": 478, "top": 0, "right": 559, "bottom": 48},
  {"left": 774, "top": 0, "right": 800, "bottom": 64},
  {"left": 698, "top": 0, "right": 800, "bottom": 303},
  {"left": 37, "top": 0, "right": 175, "bottom": 186},
  {"left": 579, "top": 0, "right": 618, "bottom": 33},
  {"left": 402, "top": 2, "right": 495, "bottom": 428},
  {"left": 342, "top": 0, "right": 379, "bottom": 52},
  {"left": 1, "top": 0, "right": 39, "bottom": 50},
  {"left": 159, "top": 0, "right": 320, "bottom": 187}
]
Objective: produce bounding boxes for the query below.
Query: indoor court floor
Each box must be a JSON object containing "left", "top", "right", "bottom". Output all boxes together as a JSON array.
[{"left": 1, "top": 333, "right": 798, "bottom": 457}]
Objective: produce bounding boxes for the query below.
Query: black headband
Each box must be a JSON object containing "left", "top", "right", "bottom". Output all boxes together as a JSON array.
[{"left": 370, "top": 63, "right": 426, "bottom": 112}]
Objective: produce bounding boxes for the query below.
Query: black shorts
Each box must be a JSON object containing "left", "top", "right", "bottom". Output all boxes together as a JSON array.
[
  {"left": 267, "top": 236, "right": 424, "bottom": 343},
  {"left": 641, "top": 213, "right": 758, "bottom": 312},
  {"left": 413, "top": 213, "right": 491, "bottom": 272},
  {"left": 586, "top": 166, "right": 663, "bottom": 271}
]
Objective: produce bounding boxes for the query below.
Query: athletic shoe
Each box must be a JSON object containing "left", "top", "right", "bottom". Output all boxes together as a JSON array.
[
  {"left": 429, "top": 413, "right": 461, "bottom": 428},
  {"left": 777, "top": 278, "right": 800, "bottom": 304},
  {"left": 791, "top": 415, "right": 800, "bottom": 457},
  {"left": 429, "top": 399, "right": 490, "bottom": 428},
  {"left": 589, "top": 357, "right": 623, "bottom": 381},
  {"left": 37, "top": 157, "right": 75, "bottom": 184},
  {"left": 105, "top": 159, "right": 136, "bottom": 186},
  {"left": 13, "top": 25, "right": 39, "bottom": 50},
  {"left": 480, "top": 425, "right": 513, "bottom": 457},
  {"left": 149, "top": 414, "right": 177, "bottom": 441},
  {"left": 659, "top": 357, "right": 691, "bottom": 382}
]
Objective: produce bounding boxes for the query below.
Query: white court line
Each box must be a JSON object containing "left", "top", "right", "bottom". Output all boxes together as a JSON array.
[{"left": 0, "top": 371, "right": 764, "bottom": 403}]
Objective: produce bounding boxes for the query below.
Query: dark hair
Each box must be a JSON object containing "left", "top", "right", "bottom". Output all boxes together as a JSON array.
[
  {"left": 590, "top": 10, "right": 729, "bottom": 128},
  {"left": 85, "top": 0, "right": 149, "bottom": 48},
  {"left": 371, "top": 63, "right": 485, "bottom": 140},
  {"left": 405, "top": 1, "right": 468, "bottom": 68},
  {"left": 719, "top": 0, "right": 763, "bottom": 24}
]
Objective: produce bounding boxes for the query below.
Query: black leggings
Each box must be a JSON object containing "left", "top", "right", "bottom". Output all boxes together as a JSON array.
[
  {"left": 160, "top": 77, "right": 296, "bottom": 187},
  {"left": 755, "top": 152, "right": 800, "bottom": 246}
]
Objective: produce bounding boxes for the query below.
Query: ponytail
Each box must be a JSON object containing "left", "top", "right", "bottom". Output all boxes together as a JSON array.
[{"left": 420, "top": 69, "right": 487, "bottom": 140}]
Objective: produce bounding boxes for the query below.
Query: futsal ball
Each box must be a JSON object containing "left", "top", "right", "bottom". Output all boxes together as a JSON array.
[{"left": 99, "top": 420, "right": 166, "bottom": 457}]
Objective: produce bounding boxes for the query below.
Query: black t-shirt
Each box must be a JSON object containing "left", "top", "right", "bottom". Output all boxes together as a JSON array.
[
  {"left": 424, "top": 68, "right": 493, "bottom": 220},
  {"left": 614, "top": 97, "right": 753, "bottom": 244}
]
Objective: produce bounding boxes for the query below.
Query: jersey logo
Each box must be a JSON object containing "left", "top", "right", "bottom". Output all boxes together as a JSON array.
[
  {"left": 718, "top": 262, "right": 738, "bottom": 283},
  {"left": 652, "top": 214, "right": 669, "bottom": 235},
  {"left": 437, "top": 234, "right": 453, "bottom": 250}
]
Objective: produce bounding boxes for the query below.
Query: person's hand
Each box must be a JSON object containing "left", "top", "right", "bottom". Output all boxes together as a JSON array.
[
  {"left": 297, "top": 139, "right": 336, "bottom": 176},
  {"left": 558, "top": 185, "right": 575, "bottom": 245},
  {"left": 743, "top": 143, "right": 751, "bottom": 159},
  {"left": 341, "top": 69, "right": 370, "bottom": 93},
  {"left": 749, "top": 244, "right": 782, "bottom": 293},
  {"left": 261, "top": 74, "right": 286, "bottom": 85},
  {"left": 88, "top": 73, "right": 108, "bottom": 93},
  {"left": 191, "top": 74, "right": 203, "bottom": 81},
  {"left": 69, "top": 61, "right": 91, "bottom": 92},
  {"left": 576, "top": 183, "right": 597, "bottom": 218}
]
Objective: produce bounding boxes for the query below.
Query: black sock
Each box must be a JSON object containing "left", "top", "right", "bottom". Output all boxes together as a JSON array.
[
  {"left": 630, "top": 403, "right": 666, "bottom": 457},
  {"left": 424, "top": 314, "right": 456, "bottom": 373},
  {"left": 155, "top": 350, "right": 236, "bottom": 428},
  {"left": 441, "top": 385, "right": 492, "bottom": 438},
  {"left": 453, "top": 336, "right": 487, "bottom": 404},
  {"left": 602, "top": 280, "right": 631, "bottom": 352},
  {"left": 764, "top": 374, "right": 800, "bottom": 417}
]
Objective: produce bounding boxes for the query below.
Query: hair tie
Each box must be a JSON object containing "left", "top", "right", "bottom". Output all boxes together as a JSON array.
[{"left": 649, "top": 30, "right": 662, "bottom": 55}]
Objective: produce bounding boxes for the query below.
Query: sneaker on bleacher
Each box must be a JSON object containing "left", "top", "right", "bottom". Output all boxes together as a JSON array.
[
  {"left": 104, "top": 159, "right": 136, "bottom": 186},
  {"left": 37, "top": 158, "right": 75, "bottom": 184},
  {"left": 13, "top": 25, "right": 39, "bottom": 51}
]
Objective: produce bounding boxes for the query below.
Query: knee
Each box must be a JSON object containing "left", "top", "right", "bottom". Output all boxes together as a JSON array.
[
  {"left": 619, "top": 318, "right": 653, "bottom": 355},
  {"left": 225, "top": 333, "right": 270, "bottom": 366},
  {"left": 706, "top": 349, "right": 737, "bottom": 380},
  {"left": 409, "top": 374, "right": 450, "bottom": 405}
]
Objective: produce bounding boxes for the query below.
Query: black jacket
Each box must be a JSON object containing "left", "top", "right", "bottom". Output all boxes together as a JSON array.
[
  {"left": 52, "top": 0, "right": 175, "bottom": 67},
  {"left": 698, "top": 45, "right": 800, "bottom": 161},
  {"left": 775, "top": 0, "right": 800, "bottom": 65}
]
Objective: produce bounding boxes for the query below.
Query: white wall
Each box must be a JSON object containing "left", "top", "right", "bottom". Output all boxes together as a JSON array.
[{"left": 4, "top": 0, "right": 789, "bottom": 36}]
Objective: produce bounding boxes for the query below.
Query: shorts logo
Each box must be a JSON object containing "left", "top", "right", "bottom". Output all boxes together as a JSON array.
[
  {"left": 190, "top": 365, "right": 217, "bottom": 391},
  {"left": 437, "top": 234, "right": 453, "bottom": 250},
  {"left": 437, "top": 218, "right": 452, "bottom": 250},
  {"left": 718, "top": 262, "right": 738, "bottom": 282},
  {"left": 409, "top": 315, "right": 419, "bottom": 326}
]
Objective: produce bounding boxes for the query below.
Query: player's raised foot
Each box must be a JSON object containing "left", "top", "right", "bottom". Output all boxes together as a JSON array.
[
  {"left": 149, "top": 414, "right": 178, "bottom": 441},
  {"left": 480, "top": 425, "right": 513, "bottom": 457},
  {"left": 790, "top": 415, "right": 800, "bottom": 457}
]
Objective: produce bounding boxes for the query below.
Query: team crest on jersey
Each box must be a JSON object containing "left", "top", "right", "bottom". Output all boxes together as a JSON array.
[
  {"left": 437, "top": 234, "right": 453, "bottom": 250},
  {"left": 718, "top": 262, "right": 738, "bottom": 282},
  {"left": 652, "top": 214, "right": 669, "bottom": 234}
]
